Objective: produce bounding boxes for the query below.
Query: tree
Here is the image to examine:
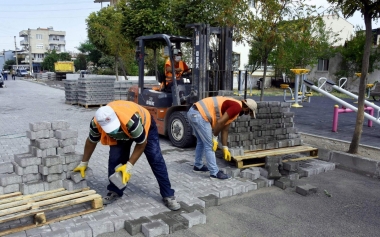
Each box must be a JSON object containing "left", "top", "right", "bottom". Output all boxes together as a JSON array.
[
  {"left": 327, "top": 0, "right": 380, "bottom": 154},
  {"left": 41, "top": 50, "right": 72, "bottom": 72},
  {"left": 76, "top": 40, "right": 102, "bottom": 67},
  {"left": 3, "top": 60, "right": 15, "bottom": 70},
  {"left": 74, "top": 54, "right": 87, "bottom": 71}
]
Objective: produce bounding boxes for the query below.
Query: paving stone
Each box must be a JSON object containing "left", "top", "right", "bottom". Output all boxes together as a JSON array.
[
  {"left": 0, "top": 174, "right": 22, "bottom": 186},
  {"left": 42, "top": 173, "right": 65, "bottom": 182},
  {"left": 54, "top": 130, "right": 78, "bottom": 139},
  {"left": 198, "top": 194, "right": 220, "bottom": 207},
  {"left": 51, "top": 121, "right": 70, "bottom": 131},
  {"left": 124, "top": 216, "right": 151, "bottom": 236},
  {"left": 62, "top": 180, "right": 87, "bottom": 191},
  {"left": 63, "top": 153, "right": 83, "bottom": 164},
  {"left": 56, "top": 146, "right": 76, "bottom": 155},
  {"left": 2, "top": 231, "right": 27, "bottom": 237},
  {"left": 14, "top": 153, "right": 41, "bottom": 167},
  {"left": 66, "top": 222, "right": 92, "bottom": 237},
  {"left": 44, "top": 180, "right": 63, "bottom": 191},
  {"left": 142, "top": 220, "right": 169, "bottom": 237},
  {"left": 20, "top": 181, "right": 45, "bottom": 195},
  {"left": 69, "top": 167, "right": 93, "bottom": 183},
  {"left": 108, "top": 214, "right": 132, "bottom": 231},
  {"left": 0, "top": 162, "right": 14, "bottom": 174},
  {"left": 240, "top": 169, "right": 260, "bottom": 180},
  {"left": 87, "top": 220, "right": 114, "bottom": 236},
  {"left": 296, "top": 184, "right": 318, "bottom": 196},
  {"left": 38, "top": 164, "right": 63, "bottom": 175},
  {"left": 40, "top": 228, "right": 68, "bottom": 237},
  {"left": 147, "top": 213, "right": 186, "bottom": 234},
  {"left": 109, "top": 165, "right": 127, "bottom": 190},
  {"left": 26, "top": 130, "right": 51, "bottom": 140},
  {"left": 58, "top": 138, "right": 77, "bottom": 148},
  {"left": 25, "top": 224, "right": 51, "bottom": 236},
  {"left": 178, "top": 202, "right": 205, "bottom": 214},
  {"left": 35, "top": 138, "right": 59, "bottom": 149},
  {"left": 251, "top": 178, "right": 266, "bottom": 189},
  {"left": 283, "top": 161, "right": 299, "bottom": 172},
  {"left": 22, "top": 173, "right": 42, "bottom": 183},
  {"left": 180, "top": 210, "right": 206, "bottom": 228},
  {"left": 29, "top": 122, "right": 51, "bottom": 132},
  {"left": 274, "top": 177, "right": 293, "bottom": 190}
]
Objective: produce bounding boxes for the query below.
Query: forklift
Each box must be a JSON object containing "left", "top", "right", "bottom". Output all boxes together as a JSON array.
[{"left": 127, "top": 23, "right": 234, "bottom": 148}]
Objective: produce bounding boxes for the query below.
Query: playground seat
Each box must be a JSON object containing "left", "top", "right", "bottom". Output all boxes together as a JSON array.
[{"left": 280, "top": 84, "right": 289, "bottom": 89}]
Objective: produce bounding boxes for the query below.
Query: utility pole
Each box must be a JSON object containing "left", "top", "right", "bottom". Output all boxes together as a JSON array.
[
  {"left": 14, "top": 36, "right": 18, "bottom": 67},
  {"left": 28, "top": 28, "right": 33, "bottom": 76}
]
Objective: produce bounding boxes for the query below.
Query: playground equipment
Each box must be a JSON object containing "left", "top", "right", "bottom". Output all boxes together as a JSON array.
[
  {"left": 303, "top": 78, "right": 380, "bottom": 126},
  {"left": 332, "top": 105, "right": 374, "bottom": 132},
  {"left": 283, "top": 69, "right": 313, "bottom": 107}
]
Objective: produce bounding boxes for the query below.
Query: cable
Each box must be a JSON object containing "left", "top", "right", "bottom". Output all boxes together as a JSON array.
[
  {"left": 3, "top": 8, "right": 98, "bottom": 13},
  {"left": 1, "top": 1, "right": 90, "bottom": 7}
]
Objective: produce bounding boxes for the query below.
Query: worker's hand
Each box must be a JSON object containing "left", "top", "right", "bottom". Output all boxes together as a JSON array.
[
  {"left": 73, "top": 161, "right": 88, "bottom": 178},
  {"left": 223, "top": 146, "right": 231, "bottom": 162},
  {"left": 115, "top": 161, "right": 133, "bottom": 185},
  {"left": 175, "top": 68, "right": 182, "bottom": 73},
  {"left": 212, "top": 135, "right": 218, "bottom": 152}
]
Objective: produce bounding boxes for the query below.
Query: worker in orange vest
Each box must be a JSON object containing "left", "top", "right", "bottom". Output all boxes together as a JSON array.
[
  {"left": 187, "top": 97, "right": 257, "bottom": 179},
  {"left": 162, "top": 49, "right": 191, "bottom": 91},
  {"left": 72, "top": 100, "right": 180, "bottom": 210}
]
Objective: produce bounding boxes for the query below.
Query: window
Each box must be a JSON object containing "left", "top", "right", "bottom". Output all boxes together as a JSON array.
[
  {"left": 36, "top": 54, "right": 44, "bottom": 58},
  {"left": 232, "top": 53, "right": 240, "bottom": 70},
  {"left": 36, "top": 44, "right": 44, "bottom": 49},
  {"left": 318, "top": 59, "right": 329, "bottom": 71},
  {"left": 36, "top": 34, "right": 42, "bottom": 40}
]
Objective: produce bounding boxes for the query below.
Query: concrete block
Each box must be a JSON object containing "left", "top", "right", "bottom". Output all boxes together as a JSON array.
[
  {"left": 40, "top": 228, "right": 68, "bottom": 237},
  {"left": 4, "top": 184, "right": 20, "bottom": 194},
  {"left": 286, "top": 172, "right": 300, "bottom": 181},
  {"left": 87, "top": 220, "right": 114, "bottom": 237},
  {"left": 0, "top": 162, "right": 14, "bottom": 174},
  {"left": 35, "top": 138, "right": 59, "bottom": 149},
  {"left": 274, "top": 177, "right": 293, "bottom": 190},
  {"left": 64, "top": 153, "right": 83, "bottom": 164},
  {"left": 258, "top": 167, "right": 268, "bottom": 178},
  {"left": 2, "top": 231, "right": 27, "bottom": 236},
  {"left": 259, "top": 176, "right": 274, "bottom": 187},
  {"left": 198, "top": 194, "right": 220, "bottom": 207},
  {"left": 66, "top": 222, "right": 92, "bottom": 237},
  {"left": 251, "top": 178, "right": 266, "bottom": 189},
  {"left": 109, "top": 164, "right": 127, "bottom": 190},
  {"left": 42, "top": 156, "right": 63, "bottom": 167},
  {"left": 58, "top": 138, "right": 77, "bottom": 148},
  {"left": 296, "top": 184, "right": 318, "bottom": 196},
  {"left": 108, "top": 214, "right": 132, "bottom": 231},
  {"left": 42, "top": 173, "right": 65, "bottom": 182},
  {"left": 22, "top": 173, "right": 42, "bottom": 183},
  {"left": 124, "top": 216, "right": 151, "bottom": 236},
  {"left": 240, "top": 169, "right": 260, "bottom": 180},
  {"left": 147, "top": 213, "right": 186, "bottom": 234},
  {"left": 56, "top": 145, "right": 75, "bottom": 155},
  {"left": 178, "top": 202, "right": 205, "bottom": 214},
  {"left": 29, "top": 122, "right": 51, "bottom": 132},
  {"left": 20, "top": 181, "right": 45, "bottom": 195},
  {"left": 66, "top": 161, "right": 81, "bottom": 172},
  {"left": 142, "top": 220, "right": 169, "bottom": 237},
  {"left": 54, "top": 130, "right": 78, "bottom": 139},
  {"left": 217, "top": 187, "right": 233, "bottom": 198},
  {"left": 282, "top": 162, "right": 299, "bottom": 172},
  {"left": 180, "top": 210, "right": 206, "bottom": 228},
  {"left": 62, "top": 179, "right": 87, "bottom": 191},
  {"left": 14, "top": 154, "right": 41, "bottom": 167},
  {"left": 220, "top": 167, "right": 240, "bottom": 178},
  {"left": 31, "top": 146, "right": 56, "bottom": 158},
  {"left": 69, "top": 167, "right": 93, "bottom": 183},
  {"left": 51, "top": 120, "right": 70, "bottom": 131},
  {"left": 0, "top": 174, "right": 22, "bottom": 186},
  {"left": 38, "top": 164, "right": 63, "bottom": 175},
  {"left": 26, "top": 129, "right": 50, "bottom": 140},
  {"left": 44, "top": 180, "right": 63, "bottom": 191},
  {"left": 163, "top": 210, "right": 190, "bottom": 229}
]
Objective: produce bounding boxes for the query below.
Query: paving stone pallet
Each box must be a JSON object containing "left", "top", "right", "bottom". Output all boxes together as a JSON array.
[
  {"left": 0, "top": 187, "right": 103, "bottom": 236},
  {"left": 232, "top": 145, "right": 319, "bottom": 168}
]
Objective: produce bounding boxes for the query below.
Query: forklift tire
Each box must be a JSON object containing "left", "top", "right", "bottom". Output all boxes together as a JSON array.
[{"left": 168, "top": 111, "right": 195, "bottom": 148}]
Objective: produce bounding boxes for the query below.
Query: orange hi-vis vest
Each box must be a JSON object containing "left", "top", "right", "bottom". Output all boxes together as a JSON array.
[
  {"left": 94, "top": 101, "right": 151, "bottom": 146},
  {"left": 195, "top": 97, "right": 242, "bottom": 129},
  {"left": 165, "top": 60, "right": 184, "bottom": 84}
]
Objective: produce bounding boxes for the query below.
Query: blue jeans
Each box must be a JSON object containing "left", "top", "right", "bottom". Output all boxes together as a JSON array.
[
  {"left": 107, "top": 117, "right": 175, "bottom": 198},
  {"left": 187, "top": 107, "right": 219, "bottom": 176}
]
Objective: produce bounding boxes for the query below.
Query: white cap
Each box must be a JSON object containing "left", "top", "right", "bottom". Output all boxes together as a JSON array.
[
  {"left": 243, "top": 99, "right": 257, "bottom": 118},
  {"left": 95, "top": 106, "right": 121, "bottom": 133}
]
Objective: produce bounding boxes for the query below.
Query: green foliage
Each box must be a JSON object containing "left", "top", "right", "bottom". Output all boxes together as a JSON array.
[
  {"left": 74, "top": 54, "right": 87, "bottom": 71},
  {"left": 3, "top": 60, "right": 15, "bottom": 70},
  {"left": 41, "top": 50, "right": 73, "bottom": 72},
  {"left": 76, "top": 40, "right": 102, "bottom": 66}
]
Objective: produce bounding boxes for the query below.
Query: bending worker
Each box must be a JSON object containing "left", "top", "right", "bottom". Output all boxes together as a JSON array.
[
  {"left": 187, "top": 97, "right": 257, "bottom": 180},
  {"left": 163, "top": 49, "right": 191, "bottom": 90},
  {"left": 72, "top": 100, "right": 181, "bottom": 210}
]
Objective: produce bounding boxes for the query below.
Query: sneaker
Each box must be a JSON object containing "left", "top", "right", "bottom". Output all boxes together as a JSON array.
[
  {"left": 102, "top": 191, "right": 121, "bottom": 205},
  {"left": 193, "top": 165, "right": 209, "bottom": 173},
  {"left": 163, "top": 196, "right": 181, "bottom": 211},
  {"left": 210, "top": 171, "right": 231, "bottom": 180}
]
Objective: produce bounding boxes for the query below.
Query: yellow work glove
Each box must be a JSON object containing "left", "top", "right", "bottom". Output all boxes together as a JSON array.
[
  {"left": 223, "top": 146, "right": 231, "bottom": 162},
  {"left": 115, "top": 161, "right": 133, "bottom": 185},
  {"left": 73, "top": 161, "right": 88, "bottom": 178},
  {"left": 212, "top": 135, "right": 218, "bottom": 152}
]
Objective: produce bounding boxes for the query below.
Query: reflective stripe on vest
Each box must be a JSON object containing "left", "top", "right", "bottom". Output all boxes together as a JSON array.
[{"left": 198, "top": 97, "right": 220, "bottom": 125}]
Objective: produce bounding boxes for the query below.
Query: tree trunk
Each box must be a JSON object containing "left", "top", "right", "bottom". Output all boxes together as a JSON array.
[
  {"left": 115, "top": 56, "right": 119, "bottom": 81},
  {"left": 260, "top": 57, "right": 268, "bottom": 101},
  {"left": 118, "top": 58, "right": 128, "bottom": 80},
  {"left": 348, "top": 13, "right": 372, "bottom": 154}
]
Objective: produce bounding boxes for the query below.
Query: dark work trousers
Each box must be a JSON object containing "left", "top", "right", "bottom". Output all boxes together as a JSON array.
[{"left": 107, "top": 117, "right": 175, "bottom": 198}]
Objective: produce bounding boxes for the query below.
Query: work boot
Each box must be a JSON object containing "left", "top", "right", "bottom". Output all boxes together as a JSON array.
[
  {"left": 102, "top": 191, "right": 121, "bottom": 205},
  {"left": 163, "top": 196, "right": 181, "bottom": 211},
  {"left": 193, "top": 165, "right": 209, "bottom": 173}
]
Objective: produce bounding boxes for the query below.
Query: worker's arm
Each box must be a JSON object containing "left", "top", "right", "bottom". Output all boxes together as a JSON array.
[
  {"left": 213, "top": 112, "right": 230, "bottom": 136},
  {"left": 126, "top": 113, "right": 147, "bottom": 165},
  {"left": 220, "top": 123, "right": 231, "bottom": 147},
  {"left": 128, "top": 139, "right": 147, "bottom": 165},
  {"left": 82, "top": 138, "right": 97, "bottom": 162}
]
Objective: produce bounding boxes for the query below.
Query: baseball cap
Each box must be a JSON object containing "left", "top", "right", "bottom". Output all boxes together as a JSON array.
[
  {"left": 95, "top": 106, "right": 121, "bottom": 133},
  {"left": 243, "top": 99, "right": 257, "bottom": 118}
]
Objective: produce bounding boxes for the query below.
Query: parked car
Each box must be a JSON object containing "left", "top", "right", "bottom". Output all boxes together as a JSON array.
[
  {"left": 0, "top": 74, "right": 4, "bottom": 88},
  {"left": 17, "top": 69, "right": 28, "bottom": 77}
]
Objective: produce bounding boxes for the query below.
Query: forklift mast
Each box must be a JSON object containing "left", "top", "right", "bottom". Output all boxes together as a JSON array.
[{"left": 186, "top": 23, "right": 234, "bottom": 100}]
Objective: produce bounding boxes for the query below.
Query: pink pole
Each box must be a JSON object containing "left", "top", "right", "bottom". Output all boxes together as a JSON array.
[
  {"left": 366, "top": 107, "right": 373, "bottom": 127},
  {"left": 332, "top": 105, "right": 339, "bottom": 132}
]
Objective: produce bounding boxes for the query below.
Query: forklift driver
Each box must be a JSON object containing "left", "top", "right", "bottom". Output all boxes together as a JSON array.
[{"left": 163, "top": 49, "right": 191, "bottom": 91}]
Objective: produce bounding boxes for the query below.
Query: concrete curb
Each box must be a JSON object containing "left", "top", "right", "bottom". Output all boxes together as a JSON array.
[{"left": 301, "top": 132, "right": 380, "bottom": 178}]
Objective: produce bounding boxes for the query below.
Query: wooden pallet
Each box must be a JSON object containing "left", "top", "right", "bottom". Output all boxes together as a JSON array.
[
  {"left": 232, "top": 145, "right": 318, "bottom": 169},
  {"left": 65, "top": 101, "right": 78, "bottom": 105},
  {"left": 0, "top": 187, "right": 103, "bottom": 236},
  {"left": 77, "top": 103, "right": 105, "bottom": 109}
]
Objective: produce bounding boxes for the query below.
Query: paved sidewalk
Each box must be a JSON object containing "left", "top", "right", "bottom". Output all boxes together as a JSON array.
[{"left": 1, "top": 79, "right": 379, "bottom": 237}]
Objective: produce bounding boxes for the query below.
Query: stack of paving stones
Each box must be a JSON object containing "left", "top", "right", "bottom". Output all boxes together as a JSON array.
[
  {"left": 0, "top": 121, "right": 90, "bottom": 196},
  {"left": 114, "top": 81, "right": 133, "bottom": 101},
  {"left": 64, "top": 80, "right": 78, "bottom": 104},
  {"left": 227, "top": 101, "right": 302, "bottom": 156},
  {"left": 77, "top": 77, "right": 115, "bottom": 106}
]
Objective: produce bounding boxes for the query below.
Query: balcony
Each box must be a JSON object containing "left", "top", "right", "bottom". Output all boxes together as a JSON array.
[
  {"left": 20, "top": 40, "right": 28, "bottom": 45},
  {"left": 19, "top": 30, "right": 28, "bottom": 37},
  {"left": 49, "top": 39, "right": 65, "bottom": 45}
]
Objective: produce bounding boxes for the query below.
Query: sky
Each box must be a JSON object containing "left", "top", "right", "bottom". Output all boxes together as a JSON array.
[{"left": 0, "top": 0, "right": 379, "bottom": 53}]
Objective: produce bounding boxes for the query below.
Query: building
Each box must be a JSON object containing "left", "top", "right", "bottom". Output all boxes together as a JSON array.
[
  {"left": 19, "top": 27, "right": 66, "bottom": 72},
  {"left": 0, "top": 50, "right": 17, "bottom": 71},
  {"left": 94, "top": 0, "right": 118, "bottom": 7}
]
